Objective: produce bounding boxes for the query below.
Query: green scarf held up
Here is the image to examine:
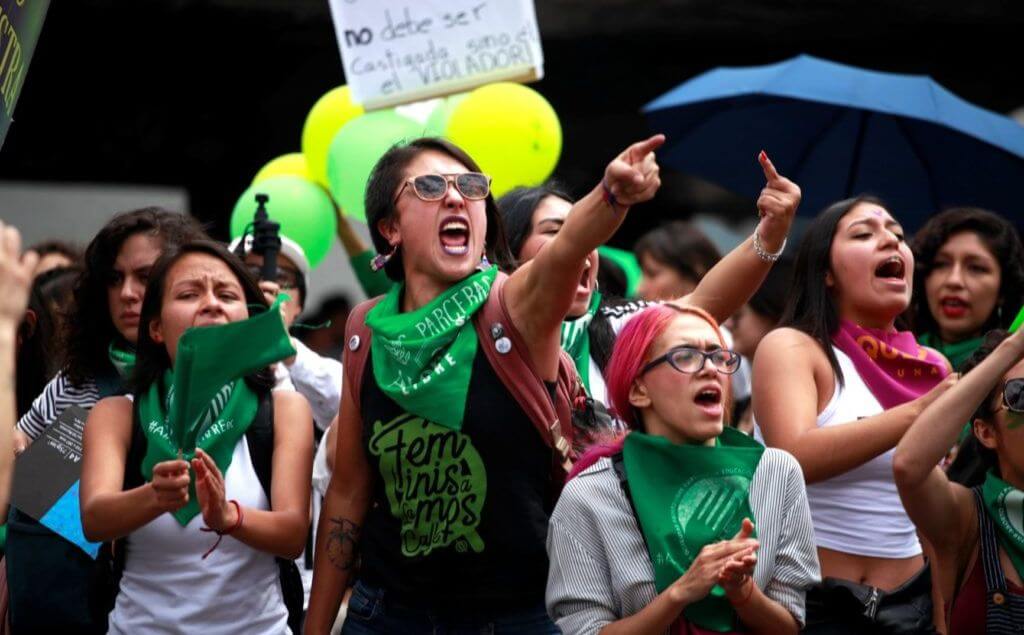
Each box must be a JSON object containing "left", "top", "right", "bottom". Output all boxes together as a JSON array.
[
  {"left": 365, "top": 266, "right": 497, "bottom": 431},
  {"left": 622, "top": 428, "right": 765, "bottom": 632},
  {"left": 136, "top": 295, "right": 296, "bottom": 526},
  {"left": 981, "top": 471, "right": 1024, "bottom": 580},
  {"left": 917, "top": 332, "right": 984, "bottom": 372},
  {"left": 560, "top": 291, "right": 601, "bottom": 392},
  {"left": 108, "top": 341, "right": 136, "bottom": 379}
]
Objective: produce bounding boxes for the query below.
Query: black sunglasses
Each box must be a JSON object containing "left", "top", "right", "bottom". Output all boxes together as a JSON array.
[
  {"left": 246, "top": 265, "right": 300, "bottom": 290},
  {"left": 640, "top": 345, "right": 741, "bottom": 376},
  {"left": 998, "top": 378, "right": 1024, "bottom": 414},
  {"left": 393, "top": 172, "right": 491, "bottom": 205}
]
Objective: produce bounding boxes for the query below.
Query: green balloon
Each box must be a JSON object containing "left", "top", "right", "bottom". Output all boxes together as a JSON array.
[
  {"left": 230, "top": 176, "right": 337, "bottom": 268},
  {"left": 326, "top": 110, "right": 421, "bottom": 223},
  {"left": 424, "top": 93, "right": 468, "bottom": 137}
]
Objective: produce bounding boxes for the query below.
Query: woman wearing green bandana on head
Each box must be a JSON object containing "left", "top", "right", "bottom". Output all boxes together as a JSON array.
[
  {"left": 80, "top": 240, "right": 313, "bottom": 634},
  {"left": 495, "top": 150, "right": 799, "bottom": 411},
  {"left": 305, "top": 134, "right": 664, "bottom": 634},
  {"left": 894, "top": 326, "right": 1024, "bottom": 634},
  {"left": 6, "top": 208, "right": 206, "bottom": 634},
  {"left": 546, "top": 303, "right": 819, "bottom": 634}
]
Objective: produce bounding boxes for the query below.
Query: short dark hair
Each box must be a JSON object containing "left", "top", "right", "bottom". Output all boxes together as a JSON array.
[
  {"left": 133, "top": 240, "right": 274, "bottom": 395},
  {"left": 909, "top": 207, "right": 1024, "bottom": 337},
  {"left": 364, "top": 137, "right": 513, "bottom": 281},
  {"left": 780, "top": 195, "right": 888, "bottom": 385},
  {"left": 63, "top": 208, "right": 208, "bottom": 386},
  {"left": 633, "top": 221, "right": 721, "bottom": 284},
  {"left": 28, "top": 240, "right": 82, "bottom": 266},
  {"left": 496, "top": 182, "right": 575, "bottom": 270}
]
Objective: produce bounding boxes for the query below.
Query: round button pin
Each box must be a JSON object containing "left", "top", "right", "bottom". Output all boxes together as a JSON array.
[
  {"left": 495, "top": 337, "right": 512, "bottom": 354},
  {"left": 348, "top": 335, "right": 361, "bottom": 351}
]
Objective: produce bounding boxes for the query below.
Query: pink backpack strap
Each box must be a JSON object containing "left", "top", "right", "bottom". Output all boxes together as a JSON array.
[
  {"left": 342, "top": 296, "right": 383, "bottom": 414},
  {"left": 472, "top": 272, "right": 579, "bottom": 473}
]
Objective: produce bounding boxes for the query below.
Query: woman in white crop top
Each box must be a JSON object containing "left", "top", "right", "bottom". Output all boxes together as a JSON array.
[
  {"left": 80, "top": 241, "right": 313, "bottom": 634},
  {"left": 752, "top": 197, "right": 956, "bottom": 634}
]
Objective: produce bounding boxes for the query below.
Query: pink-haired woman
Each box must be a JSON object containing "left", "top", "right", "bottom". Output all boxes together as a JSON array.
[{"left": 545, "top": 304, "right": 820, "bottom": 634}]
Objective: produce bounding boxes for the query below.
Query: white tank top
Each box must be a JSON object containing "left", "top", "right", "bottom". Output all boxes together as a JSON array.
[
  {"left": 803, "top": 346, "right": 922, "bottom": 559},
  {"left": 108, "top": 438, "right": 289, "bottom": 634}
]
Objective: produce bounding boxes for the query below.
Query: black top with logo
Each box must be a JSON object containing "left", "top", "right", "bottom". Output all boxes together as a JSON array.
[{"left": 358, "top": 347, "right": 553, "bottom": 614}]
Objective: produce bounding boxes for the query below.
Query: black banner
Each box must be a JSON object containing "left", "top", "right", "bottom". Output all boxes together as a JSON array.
[{"left": 0, "top": 0, "right": 50, "bottom": 148}]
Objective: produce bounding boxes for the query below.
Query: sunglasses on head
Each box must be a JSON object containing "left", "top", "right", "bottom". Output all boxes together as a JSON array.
[
  {"left": 639, "top": 345, "right": 742, "bottom": 376},
  {"left": 246, "top": 265, "right": 300, "bottom": 290},
  {"left": 998, "top": 378, "right": 1024, "bottom": 414},
  {"left": 394, "top": 172, "right": 491, "bottom": 205}
]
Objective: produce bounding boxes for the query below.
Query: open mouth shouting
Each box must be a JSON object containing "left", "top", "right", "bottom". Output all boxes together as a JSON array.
[
  {"left": 439, "top": 215, "right": 470, "bottom": 256},
  {"left": 693, "top": 382, "right": 724, "bottom": 418},
  {"left": 873, "top": 255, "right": 907, "bottom": 288},
  {"left": 939, "top": 295, "right": 970, "bottom": 319}
]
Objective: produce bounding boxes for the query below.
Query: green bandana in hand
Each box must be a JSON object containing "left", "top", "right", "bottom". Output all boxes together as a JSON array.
[
  {"left": 366, "top": 266, "right": 497, "bottom": 431},
  {"left": 622, "top": 428, "right": 765, "bottom": 632},
  {"left": 981, "top": 471, "right": 1024, "bottom": 579},
  {"left": 108, "top": 341, "right": 137, "bottom": 379},
  {"left": 137, "top": 295, "right": 296, "bottom": 525},
  {"left": 561, "top": 291, "right": 601, "bottom": 392}
]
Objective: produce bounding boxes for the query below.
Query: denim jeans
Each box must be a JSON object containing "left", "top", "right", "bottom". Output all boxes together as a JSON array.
[{"left": 340, "top": 580, "right": 560, "bottom": 634}]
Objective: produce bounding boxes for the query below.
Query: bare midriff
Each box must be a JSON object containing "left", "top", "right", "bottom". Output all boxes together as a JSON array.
[{"left": 819, "top": 546, "right": 924, "bottom": 590}]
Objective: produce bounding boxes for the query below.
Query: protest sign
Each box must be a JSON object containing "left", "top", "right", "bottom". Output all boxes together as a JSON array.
[
  {"left": 0, "top": 0, "right": 51, "bottom": 148},
  {"left": 328, "top": 0, "right": 543, "bottom": 109},
  {"left": 11, "top": 405, "right": 100, "bottom": 558}
]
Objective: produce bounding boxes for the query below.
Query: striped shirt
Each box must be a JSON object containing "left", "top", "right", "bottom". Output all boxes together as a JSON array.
[
  {"left": 546, "top": 448, "right": 820, "bottom": 634},
  {"left": 17, "top": 372, "right": 101, "bottom": 440}
]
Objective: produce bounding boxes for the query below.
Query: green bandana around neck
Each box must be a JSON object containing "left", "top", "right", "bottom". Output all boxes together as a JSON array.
[
  {"left": 108, "top": 341, "right": 137, "bottom": 380},
  {"left": 561, "top": 290, "right": 601, "bottom": 392},
  {"left": 136, "top": 295, "right": 296, "bottom": 525},
  {"left": 365, "top": 266, "right": 497, "bottom": 431},
  {"left": 981, "top": 471, "right": 1024, "bottom": 579},
  {"left": 622, "top": 428, "right": 765, "bottom": 632},
  {"left": 918, "top": 332, "right": 984, "bottom": 372}
]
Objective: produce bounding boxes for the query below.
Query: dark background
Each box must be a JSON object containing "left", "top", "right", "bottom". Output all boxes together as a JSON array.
[{"left": 2, "top": 0, "right": 1021, "bottom": 247}]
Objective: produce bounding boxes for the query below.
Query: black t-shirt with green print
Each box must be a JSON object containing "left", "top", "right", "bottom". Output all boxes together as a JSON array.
[{"left": 358, "top": 346, "right": 553, "bottom": 614}]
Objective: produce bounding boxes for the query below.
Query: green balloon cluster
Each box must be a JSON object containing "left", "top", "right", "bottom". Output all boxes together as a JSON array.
[
  {"left": 230, "top": 176, "right": 337, "bottom": 268},
  {"left": 326, "top": 110, "right": 421, "bottom": 223}
]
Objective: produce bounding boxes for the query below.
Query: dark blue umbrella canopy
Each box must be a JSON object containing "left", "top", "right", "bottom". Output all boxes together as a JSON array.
[{"left": 644, "top": 55, "right": 1024, "bottom": 229}]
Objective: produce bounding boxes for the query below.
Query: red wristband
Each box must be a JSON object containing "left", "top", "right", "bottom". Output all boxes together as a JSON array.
[
  {"left": 200, "top": 500, "right": 243, "bottom": 559},
  {"left": 601, "top": 178, "right": 622, "bottom": 213}
]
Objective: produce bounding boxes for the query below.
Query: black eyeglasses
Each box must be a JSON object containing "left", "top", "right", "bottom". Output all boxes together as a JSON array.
[
  {"left": 640, "top": 345, "right": 741, "bottom": 376},
  {"left": 246, "top": 265, "right": 300, "bottom": 290},
  {"left": 998, "top": 378, "right": 1024, "bottom": 414},
  {"left": 393, "top": 172, "right": 491, "bottom": 205}
]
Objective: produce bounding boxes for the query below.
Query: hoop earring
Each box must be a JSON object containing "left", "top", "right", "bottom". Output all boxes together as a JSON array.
[{"left": 371, "top": 244, "right": 399, "bottom": 272}]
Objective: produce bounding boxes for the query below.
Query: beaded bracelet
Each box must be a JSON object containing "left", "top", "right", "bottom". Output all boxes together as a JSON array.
[{"left": 752, "top": 231, "right": 786, "bottom": 263}]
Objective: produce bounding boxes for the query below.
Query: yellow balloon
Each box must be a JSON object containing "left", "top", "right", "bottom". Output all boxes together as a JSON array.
[
  {"left": 252, "top": 153, "right": 312, "bottom": 185},
  {"left": 446, "top": 83, "right": 562, "bottom": 196},
  {"left": 301, "top": 86, "right": 364, "bottom": 186}
]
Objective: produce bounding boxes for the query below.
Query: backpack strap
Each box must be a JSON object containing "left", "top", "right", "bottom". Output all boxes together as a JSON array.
[
  {"left": 342, "top": 297, "right": 385, "bottom": 415},
  {"left": 472, "top": 272, "right": 579, "bottom": 473}
]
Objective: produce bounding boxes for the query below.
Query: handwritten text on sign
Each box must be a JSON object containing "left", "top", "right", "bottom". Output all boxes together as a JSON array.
[{"left": 328, "top": 0, "right": 543, "bottom": 109}]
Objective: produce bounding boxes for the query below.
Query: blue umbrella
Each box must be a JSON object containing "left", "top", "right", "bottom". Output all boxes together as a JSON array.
[{"left": 644, "top": 54, "right": 1024, "bottom": 228}]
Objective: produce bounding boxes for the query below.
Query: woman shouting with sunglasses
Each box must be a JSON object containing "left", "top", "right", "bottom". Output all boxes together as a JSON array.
[
  {"left": 546, "top": 304, "right": 819, "bottom": 634},
  {"left": 305, "top": 135, "right": 664, "bottom": 634},
  {"left": 894, "top": 327, "right": 1024, "bottom": 634}
]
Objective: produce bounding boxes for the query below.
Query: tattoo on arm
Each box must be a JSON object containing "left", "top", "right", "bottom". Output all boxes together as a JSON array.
[{"left": 326, "top": 517, "right": 360, "bottom": 572}]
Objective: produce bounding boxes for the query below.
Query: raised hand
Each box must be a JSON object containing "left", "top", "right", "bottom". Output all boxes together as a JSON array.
[
  {"left": 192, "top": 448, "right": 238, "bottom": 532},
  {"left": 755, "top": 151, "right": 801, "bottom": 252},
  {"left": 603, "top": 134, "right": 665, "bottom": 210},
  {"left": 150, "top": 459, "right": 191, "bottom": 513},
  {"left": 0, "top": 221, "right": 39, "bottom": 329}
]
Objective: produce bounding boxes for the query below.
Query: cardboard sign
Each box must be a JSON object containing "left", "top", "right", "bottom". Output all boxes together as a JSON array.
[
  {"left": 11, "top": 405, "right": 100, "bottom": 558},
  {"left": 0, "top": 0, "right": 52, "bottom": 148},
  {"left": 328, "top": 0, "right": 544, "bottom": 110}
]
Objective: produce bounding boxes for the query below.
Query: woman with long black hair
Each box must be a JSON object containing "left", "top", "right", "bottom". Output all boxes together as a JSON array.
[
  {"left": 753, "top": 196, "right": 957, "bottom": 633},
  {"left": 305, "top": 134, "right": 664, "bottom": 633}
]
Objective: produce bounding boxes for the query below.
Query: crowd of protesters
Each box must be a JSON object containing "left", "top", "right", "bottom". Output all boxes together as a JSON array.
[{"left": 0, "top": 130, "right": 1021, "bottom": 635}]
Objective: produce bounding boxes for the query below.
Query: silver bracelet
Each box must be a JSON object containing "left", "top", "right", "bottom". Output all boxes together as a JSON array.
[{"left": 753, "top": 231, "right": 786, "bottom": 262}]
